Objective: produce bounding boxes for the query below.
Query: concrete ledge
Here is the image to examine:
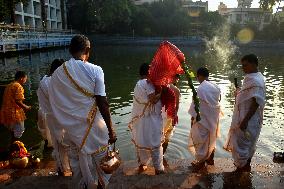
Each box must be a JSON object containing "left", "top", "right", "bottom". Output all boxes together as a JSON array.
[{"left": 0, "top": 158, "right": 283, "bottom": 189}]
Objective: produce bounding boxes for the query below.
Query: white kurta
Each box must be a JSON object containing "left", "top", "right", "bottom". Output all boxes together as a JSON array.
[
  {"left": 188, "top": 80, "right": 221, "bottom": 162},
  {"left": 37, "top": 75, "right": 70, "bottom": 173},
  {"left": 224, "top": 72, "right": 265, "bottom": 168},
  {"left": 48, "top": 58, "right": 111, "bottom": 188},
  {"left": 129, "top": 79, "right": 164, "bottom": 170}
]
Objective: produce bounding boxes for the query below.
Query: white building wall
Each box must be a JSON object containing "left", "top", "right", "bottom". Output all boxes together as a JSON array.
[
  {"left": 14, "top": 0, "right": 66, "bottom": 30},
  {"left": 133, "top": 0, "right": 158, "bottom": 5}
]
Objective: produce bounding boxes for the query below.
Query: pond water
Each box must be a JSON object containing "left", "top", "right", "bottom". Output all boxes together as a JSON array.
[{"left": 0, "top": 44, "right": 283, "bottom": 163}]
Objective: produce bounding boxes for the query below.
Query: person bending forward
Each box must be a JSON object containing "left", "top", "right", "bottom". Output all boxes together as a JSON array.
[{"left": 129, "top": 63, "right": 165, "bottom": 175}]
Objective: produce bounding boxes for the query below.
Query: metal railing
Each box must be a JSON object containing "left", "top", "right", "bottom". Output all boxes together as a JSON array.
[{"left": 0, "top": 24, "right": 75, "bottom": 53}]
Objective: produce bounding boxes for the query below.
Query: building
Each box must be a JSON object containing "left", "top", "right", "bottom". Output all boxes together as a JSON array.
[
  {"left": 218, "top": 1, "right": 273, "bottom": 30},
  {"left": 14, "top": 0, "right": 67, "bottom": 30},
  {"left": 181, "top": 0, "right": 208, "bottom": 17},
  {"left": 133, "top": 0, "right": 158, "bottom": 5}
]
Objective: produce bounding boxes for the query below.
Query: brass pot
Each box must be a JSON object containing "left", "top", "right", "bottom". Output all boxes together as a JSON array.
[
  {"left": 10, "top": 157, "right": 29, "bottom": 169},
  {"left": 100, "top": 144, "right": 121, "bottom": 174}
]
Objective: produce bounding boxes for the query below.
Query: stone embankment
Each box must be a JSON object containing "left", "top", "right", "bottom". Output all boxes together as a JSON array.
[{"left": 0, "top": 157, "right": 283, "bottom": 189}]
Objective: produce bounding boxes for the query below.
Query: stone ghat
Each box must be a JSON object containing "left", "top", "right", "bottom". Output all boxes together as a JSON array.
[{"left": 0, "top": 158, "right": 283, "bottom": 189}]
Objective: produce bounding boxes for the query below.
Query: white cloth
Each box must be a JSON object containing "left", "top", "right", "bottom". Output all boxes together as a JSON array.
[
  {"left": 48, "top": 58, "right": 110, "bottom": 188},
  {"left": 37, "top": 75, "right": 70, "bottom": 172},
  {"left": 37, "top": 76, "right": 52, "bottom": 146},
  {"left": 129, "top": 79, "right": 164, "bottom": 171},
  {"left": 137, "top": 147, "right": 164, "bottom": 170},
  {"left": 188, "top": 80, "right": 221, "bottom": 162},
  {"left": 67, "top": 139, "right": 111, "bottom": 189},
  {"left": 224, "top": 72, "right": 265, "bottom": 168}
]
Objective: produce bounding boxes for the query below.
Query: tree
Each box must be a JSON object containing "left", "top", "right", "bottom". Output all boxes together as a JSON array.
[
  {"left": 67, "top": 0, "right": 97, "bottom": 33},
  {"left": 199, "top": 11, "right": 226, "bottom": 37},
  {"left": 258, "top": 19, "right": 280, "bottom": 40},
  {"left": 98, "top": 0, "right": 132, "bottom": 34},
  {"left": 0, "top": 0, "right": 29, "bottom": 23},
  {"left": 259, "top": 0, "right": 283, "bottom": 10}
]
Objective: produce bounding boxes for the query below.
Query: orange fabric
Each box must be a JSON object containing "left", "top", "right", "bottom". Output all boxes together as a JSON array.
[
  {"left": 0, "top": 81, "right": 26, "bottom": 126},
  {"left": 148, "top": 41, "right": 184, "bottom": 123},
  {"left": 148, "top": 41, "right": 184, "bottom": 86}
]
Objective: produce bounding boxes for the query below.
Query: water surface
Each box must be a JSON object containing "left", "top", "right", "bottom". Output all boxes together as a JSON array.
[{"left": 0, "top": 45, "right": 283, "bottom": 163}]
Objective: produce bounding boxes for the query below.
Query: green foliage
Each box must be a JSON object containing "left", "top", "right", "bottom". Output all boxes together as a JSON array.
[
  {"left": 0, "top": 0, "right": 29, "bottom": 23},
  {"left": 67, "top": 0, "right": 225, "bottom": 37},
  {"left": 230, "top": 19, "right": 284, "bottom": 41},
  {"left": 259, "top": 0, "right": 283, "bottom": 10}
]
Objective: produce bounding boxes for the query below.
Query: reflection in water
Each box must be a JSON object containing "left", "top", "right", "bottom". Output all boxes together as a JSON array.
[{"left": 0, "top": 45, "right": 283, "bottom": 162}]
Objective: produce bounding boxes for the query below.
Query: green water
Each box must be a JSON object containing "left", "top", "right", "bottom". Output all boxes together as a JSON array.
[{"left": 0, "top": 44, "right": 283, "bottom": 162}]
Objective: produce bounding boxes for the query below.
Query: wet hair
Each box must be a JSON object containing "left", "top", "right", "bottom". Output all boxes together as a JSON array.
[
  {"left": 241, "top": 54, "right": 258, "bottom": 66},
  {"left": 139, "top": 63, "right": 150, "bottom": 77},
  {"left": 15, "top": 71, "right": 27, "bottom": 81},
  {"left": 197, "top": 67, "right": 209, "bottom": 78},
  {"left": 69, "top": 35, "right": 90, "bottom": 55},
  {"left": 49, "top": 59, "right": 65, "bottom": 76}
]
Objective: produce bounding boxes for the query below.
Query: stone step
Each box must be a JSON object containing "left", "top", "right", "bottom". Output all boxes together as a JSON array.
[{"left": 0, "top": 158, "right": 283, "bottom": 189}]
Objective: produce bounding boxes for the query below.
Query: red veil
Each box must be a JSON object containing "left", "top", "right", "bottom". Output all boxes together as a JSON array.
[{"left": 148, "top": 41, "right": 185, "bottom": 124}]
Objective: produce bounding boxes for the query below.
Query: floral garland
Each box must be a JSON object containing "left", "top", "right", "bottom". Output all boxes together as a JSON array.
[{"left": 11, "top": 141, "right": 30, "bottom": 158}]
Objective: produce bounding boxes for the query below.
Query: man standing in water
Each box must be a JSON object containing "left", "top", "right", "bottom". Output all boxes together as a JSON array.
[
  {"left": 48, "top": 35, "right": 117, "bottom": 188},
  {"left": 0, "top": 71, "right": 31, "bottom": 143},
  {"left": 224, "top": 54, "right": 265, "bottom": 172},
  {"left": 188, "top": 67, "right": 222, "bottom": 170},
  {"left": 129, "top": 63, "right": 165, "bottom": 175},
  {"left": 37, "top": 59, "right": 70, "bottom": 175}
]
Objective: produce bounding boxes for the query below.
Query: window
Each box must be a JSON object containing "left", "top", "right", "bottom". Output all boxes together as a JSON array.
[{"left": 236, "top": 14, "right": 242, "bottom": 22}]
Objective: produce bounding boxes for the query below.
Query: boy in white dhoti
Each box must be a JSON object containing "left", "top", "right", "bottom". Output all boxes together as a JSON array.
[
  {"left": 129, "top": 63, "right": 165, "bottom": 175},
  {"left": 48, "top": 35, "right": 117, "bottom": 189},
  {"left": 224, "top": 54, "right": 265, "bottom": 172},
  {"left": 188, "top": 67, "right": 221, "bottom": 170},
  {"left": 37, "top": 59, "right": 70, "bottom": 175}
]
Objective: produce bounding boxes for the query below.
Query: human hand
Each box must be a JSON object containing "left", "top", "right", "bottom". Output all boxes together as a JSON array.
[
  {"left": 239, "top": 119, "right": 248, "bottom": 131},
  {"left": 108, "top": 129, "right": 117, "bottom": 144},
  {"left": 149, "top": 93, "right": 161, "bottom": 104},
  {"left": 26, "top": 105, "right": 32, "bottom": 111},
  {"left": 234, "top": 87, "right": 241, "bottom": 97}
]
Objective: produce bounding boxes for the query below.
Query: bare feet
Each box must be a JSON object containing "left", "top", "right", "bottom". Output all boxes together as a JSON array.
[
  {"left": 163, "top": 157, "right": 169, "bottom": 168},
  {"left": 234, "top": 164, "right": 251, "bottom": 172},
  {"left": 191, "top": 161, "right": 206, "bottom": 171},
  {"left": 138, "top": 164, "right": 147, "bottom": 173},
  {"left": 155, "top": 169, "right": 165, "bottom": 175}
]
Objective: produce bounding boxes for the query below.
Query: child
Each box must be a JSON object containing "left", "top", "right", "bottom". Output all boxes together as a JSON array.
[{"left": 0, "top": 71, "right": 31, "bottom": 142}]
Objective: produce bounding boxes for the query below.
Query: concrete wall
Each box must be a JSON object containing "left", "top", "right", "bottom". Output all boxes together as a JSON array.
[{"left": 14, "top": 0, "right": 67, "bottom": 30}]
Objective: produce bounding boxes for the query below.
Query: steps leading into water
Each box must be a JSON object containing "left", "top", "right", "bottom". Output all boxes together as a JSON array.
[{"left": 0, "top": 158, "right": 283, "bottom": 189}]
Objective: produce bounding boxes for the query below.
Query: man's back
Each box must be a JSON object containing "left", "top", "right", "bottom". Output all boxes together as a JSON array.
[
  {"left": 197, "top": 80, "right": 221, "bottom": 106},
  {"left": 48, "top": 58, "right": 109, "bottom": 154}
]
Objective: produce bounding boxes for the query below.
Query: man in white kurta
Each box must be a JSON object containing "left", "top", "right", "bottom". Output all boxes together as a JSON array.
[
  {"left": 48, "top": 35, "right": 116, "bottom": 189},
  {"left": 37, "top": 59, "right": 70, "bottom": 175},
  {"left": 188, "top": 67, "right": 221, "bottom": 168},
  {"left": 129, "top": 63, "right": 165, "bottom": 174},
  {"left": 224, "top": 54, "right": 265, "bottom": 171}
]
